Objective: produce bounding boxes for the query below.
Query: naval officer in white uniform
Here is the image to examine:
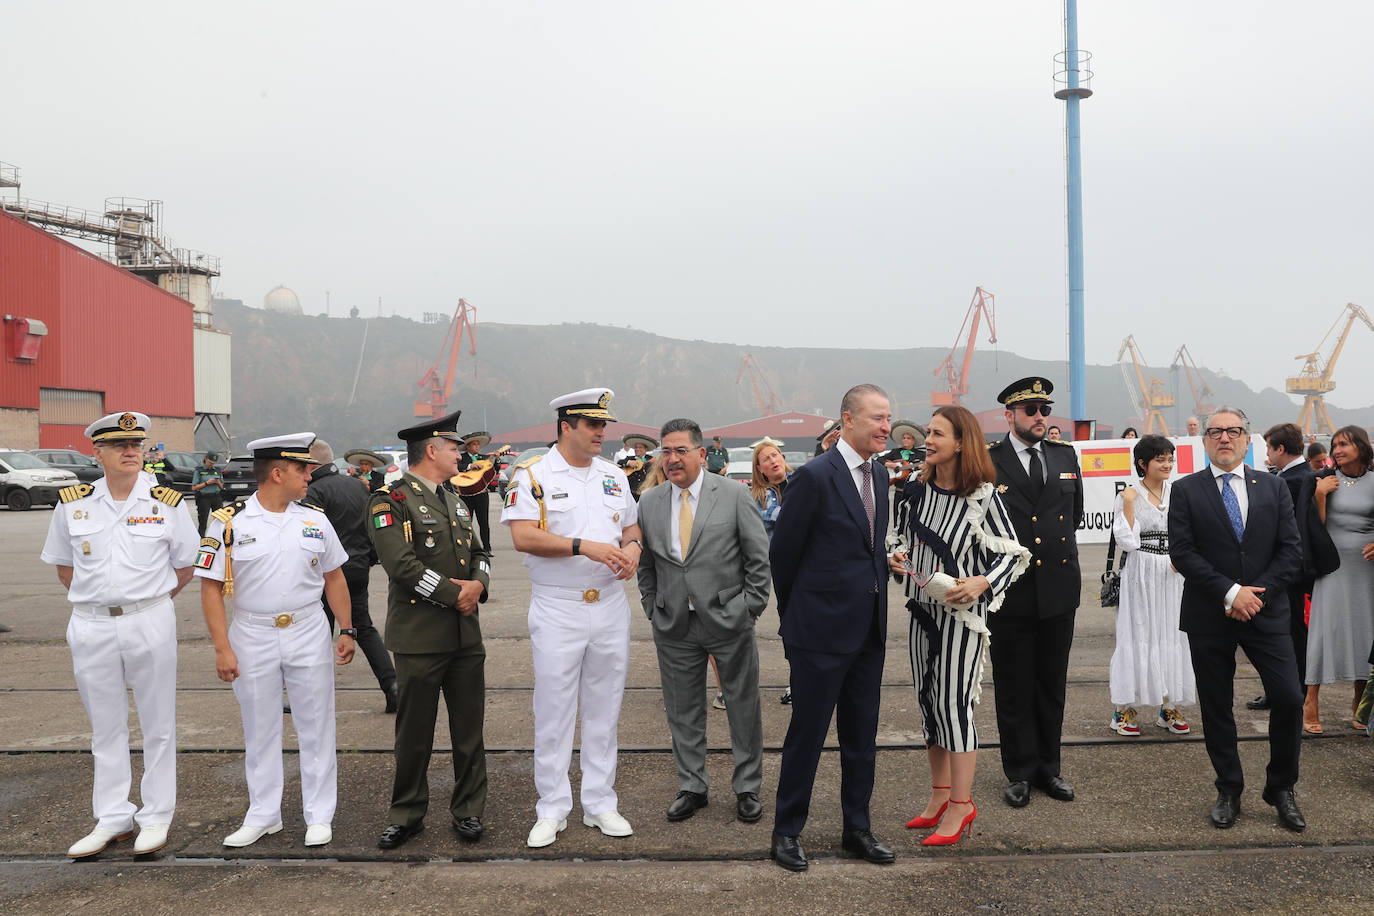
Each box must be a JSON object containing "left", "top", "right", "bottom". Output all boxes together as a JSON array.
[
  {"left": 196, "top": 433, "right": 356, "bottom": 849},
  {"left": 41, "top": 411, "right": 199, "bottom": 858},
  {"left": 502, "top": 388, "right": 644, "bottom": 848}
]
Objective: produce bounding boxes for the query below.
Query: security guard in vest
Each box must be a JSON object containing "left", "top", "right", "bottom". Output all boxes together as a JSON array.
[
  {"left": 372, "top": 410, "right": 493, "bottom": 850},
  {"left": 196, "top": 433, "right": 355, "bottom": 850},
  {"left": 502, "top": 387, "right": 643, "bottom": 849},
  {"left": 986, "top": 377, "right": 1083, "bottom": 810},
  {"left": 41, "top": 411, "right": 199, "bottom": 859}
]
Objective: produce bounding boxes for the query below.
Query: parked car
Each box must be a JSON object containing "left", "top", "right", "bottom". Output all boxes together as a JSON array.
[
  {"left": 30, "top": 448, "right": 104, "bottom": 483},
  {"left": 217, "top": 455, "right": 260, "bottom": 500},
  {"left": 0, "top": 450, "right": 80, "bottom": 510},
  {"left": 497, "top": 446, "right": 549, "bottom": 500},
  {"left": 163, "top": 451, "right": 207, "bottom": 495}
]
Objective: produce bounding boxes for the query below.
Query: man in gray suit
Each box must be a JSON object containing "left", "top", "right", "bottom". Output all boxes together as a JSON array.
[{"left": 637, "top": 418, "right": 772, "bottom": 824}]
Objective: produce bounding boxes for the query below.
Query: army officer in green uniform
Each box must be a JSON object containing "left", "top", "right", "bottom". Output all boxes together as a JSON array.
[{"left": 371, "top": 410, "right": 493, "bottom": 850}]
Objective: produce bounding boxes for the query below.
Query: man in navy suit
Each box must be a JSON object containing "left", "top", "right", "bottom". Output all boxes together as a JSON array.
[
  {"left": 1168, "top": 407, "right": 1306, "bottom": 832},
  {"left": 1248, "top": 422, "right": 1315, "bottom": 711},
  {"left": 768, "top": 384, "right": 894, "bottom": 871}
]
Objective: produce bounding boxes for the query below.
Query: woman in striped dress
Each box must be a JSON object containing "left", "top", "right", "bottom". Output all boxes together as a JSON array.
[{"left": 889, "top": 406, "right": 1029, "bottom": 846}]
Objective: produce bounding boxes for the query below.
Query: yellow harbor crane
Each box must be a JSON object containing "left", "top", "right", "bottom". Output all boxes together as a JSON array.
[
  {"left": 1286, "top": 302, "right": 1374, "bottom": 435},
  {"left": 1170, "top": 344, "right": 1215, "bottom": 419},
  {"left": 1117, "top": 335, "right": 1174, "bottom": 436}
]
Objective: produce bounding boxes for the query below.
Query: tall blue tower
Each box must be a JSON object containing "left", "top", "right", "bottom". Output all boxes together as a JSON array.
[{"left": 1055, "top": 0, "right": 1092, "bottom": 422}]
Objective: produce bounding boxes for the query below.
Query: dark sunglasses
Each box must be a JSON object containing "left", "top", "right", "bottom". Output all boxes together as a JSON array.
[{"left": 1017, "top": 404, "right": 1053, "bottom": 418}]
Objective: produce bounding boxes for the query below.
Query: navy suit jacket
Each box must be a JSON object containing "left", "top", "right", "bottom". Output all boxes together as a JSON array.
[
  {"left": 1168, "top": 465, "right": 1302, "bottom": 637},
  {"left": 770, "top": 444, "right": 889, "bottom": 655}
]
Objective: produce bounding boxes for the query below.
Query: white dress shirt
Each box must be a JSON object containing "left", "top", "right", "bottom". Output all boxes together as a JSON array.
[
  {"left": 834, "top": 436, "right": 876, "bottom": 498},
  {"left": 670, "top": 467, "right": 706, "bottom": 562},
  {"left": 1010, "top": 432, "right": 1047, "bottom": 483},
  {"left": 1209, "top": 462, "right": 1251, "bottom": 609}
]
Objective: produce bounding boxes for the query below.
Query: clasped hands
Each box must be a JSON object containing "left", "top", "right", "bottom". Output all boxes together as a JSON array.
[
  {"left": 580, "top": 539, "right": 640, "bottom": 581},
  {"left": 1226, "top": 585, "right": 1266, "bottom": 621}
]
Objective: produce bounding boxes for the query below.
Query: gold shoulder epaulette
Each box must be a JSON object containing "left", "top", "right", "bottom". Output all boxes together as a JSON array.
[
  {"left": 59, "top": 483, "right": 95, "bottom": 503},
  {"left": 150, "top": 485, "right": 183, "bottom": 507},
  {"left": 211, "top": 504, "right": 238, "bottom": 524},
  {"left": 515, "top": 454, "right": 544, "bottom": 470},
  {"left": 1046, "top": 438, "right": 1075, "bottom": 448},
  {"left": 296, "top": 499, "right": 325, "bottom": 512}
]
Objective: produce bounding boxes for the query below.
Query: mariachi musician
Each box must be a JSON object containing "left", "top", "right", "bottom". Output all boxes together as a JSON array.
[
  {"left": 880, "top": 420, "right": 925, "bottom": 520},
  {"left": 455, "top": 431, "right": 505, "bottom": 554},
  {"left": 617, "top": 434, "right": 658, "bottom": 501}
]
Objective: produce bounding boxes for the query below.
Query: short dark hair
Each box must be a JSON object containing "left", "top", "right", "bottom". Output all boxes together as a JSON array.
[
  {"left": 1133, "top": 434, "right": 1175, "bottom": 478},
  {"left": 1048, "top": 425, "right": 1061, "bottom": 434},
  {"left": 840, "top": 383, "right": 889, "bottom": 417},
  {"left": 1331, "top": 425, "right": 1374, "bottom": 471},
  {"left": 1263, "top": 423, "right": 1303, "bottom": 458},
  {"left": 660, "top": 418, "right": 703, "bottom": 447},
  {"left": 407, "top": 437, "right": 438, "bottom": 467},
  {"left": 556, "top": 415, "right": 605, "bottom": 443},
  {"left": 1307, "top": 441, "right": 1327, "bottom": 459},
  {"left": 253, "top": 457, "right": 294, "bottom": 484}
]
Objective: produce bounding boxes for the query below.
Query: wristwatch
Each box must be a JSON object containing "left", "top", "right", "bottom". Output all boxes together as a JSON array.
[{"left": 339, "top": 628, "right": 358, "bottom": 638}]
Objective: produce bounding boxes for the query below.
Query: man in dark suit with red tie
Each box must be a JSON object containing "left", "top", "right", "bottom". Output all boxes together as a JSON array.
[
  {"left": 987, "top": 377, "right": 1083, "bottom": 809},
  {"left": 1169, "top": 407, "right": 1305, "bottom": 832},
  {"left": 768, "top": 384, "right": 894, "bottom": 872}
]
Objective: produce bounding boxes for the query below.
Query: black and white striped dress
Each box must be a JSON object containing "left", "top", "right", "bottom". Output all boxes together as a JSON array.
[{"left": 895, "top": 480, "right": 1029, "bottom": 753}]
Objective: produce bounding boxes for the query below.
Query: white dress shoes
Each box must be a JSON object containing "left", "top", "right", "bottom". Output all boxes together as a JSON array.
[
  {"left": 222, "top": 822, "right": 283, "bottom": 848},
  {"left": 304, "top": 823, "right": 332, "bottom": 847},
  {"left": 133, "top": 824, "right": 170, "bottom": 855},
  {"left": 583, "top": 810, "right": 633, "bottom": 837},
  {"left": 526, "top": 818, "right": 567, "bottom": 848},
  {"left": 68, "top": 827, "right": 134, "bottom": 859}
]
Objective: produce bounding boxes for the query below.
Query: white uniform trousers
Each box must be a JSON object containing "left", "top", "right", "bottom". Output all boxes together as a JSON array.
[
  {"left": 528, "top": 585, "right": 630, "bottom": 820},
  {"left": 66, "top": 599, "right": 178, "bottom": 831},
  {"left": 228, "top": 607, "right": 337, "bottom": 827}
]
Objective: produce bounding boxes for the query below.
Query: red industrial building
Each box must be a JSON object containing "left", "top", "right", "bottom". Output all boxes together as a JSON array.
[
  {"left": 705, "top": 412, "right": 836, "bottom": 448},
  {"left": 1, "top": 211, "right": 196, "bottom": 450}
]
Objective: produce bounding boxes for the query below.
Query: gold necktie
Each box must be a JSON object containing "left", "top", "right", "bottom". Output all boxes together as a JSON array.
[{"left": 679, "top": 492, "right": 694, "bottom": 557}]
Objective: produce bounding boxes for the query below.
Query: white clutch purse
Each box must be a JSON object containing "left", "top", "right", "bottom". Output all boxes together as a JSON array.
[{"left": 921, "top": 572, "right": 976, "bottom": 610}]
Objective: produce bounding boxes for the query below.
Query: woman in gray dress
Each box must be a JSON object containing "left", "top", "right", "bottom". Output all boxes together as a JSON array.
[{"left": 1305, "top": 425, "right": 1374, "bottom": 732}]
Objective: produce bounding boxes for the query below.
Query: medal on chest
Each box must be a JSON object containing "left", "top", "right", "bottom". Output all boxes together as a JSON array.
[
  {"left": 425, "top": 534, "right": 436, "bottom": 548},
  {"left": 82, "top": 540, "right": 91, "bottom": 555}
]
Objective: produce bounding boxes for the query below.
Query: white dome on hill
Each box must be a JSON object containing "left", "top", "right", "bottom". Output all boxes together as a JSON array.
[{"left": 263, "top": 285, "right": 302, "bottom": 314}]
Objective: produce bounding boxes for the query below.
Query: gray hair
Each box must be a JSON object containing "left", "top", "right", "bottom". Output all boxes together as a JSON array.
[
  {"left": 841, "top": 383, "right": 890, "bottom": 417},
  {"left": 1206, "top": 406, "right": 1250, "bottom": 433},
  {"left": 659, "top": 418, "right": 703, "bottom": 447},
  {"left": 309, "top": 439, "right": 334, "bottom": 463}
]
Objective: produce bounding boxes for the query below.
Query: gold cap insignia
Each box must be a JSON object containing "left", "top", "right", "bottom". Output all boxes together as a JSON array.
[
  {"left": 118, "top": 413, "right": 138, "bottom": 430},
  {"left": 598, "top": 392, "right": 611, "bottom": 409}
]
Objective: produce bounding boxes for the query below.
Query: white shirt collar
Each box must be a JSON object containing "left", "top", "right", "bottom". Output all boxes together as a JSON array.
[
  {"left": 1280, "top": 456, "right": 1308, "bottom": 473},
  {"left": 1010, "top": 432, "right": 1042, "bottom": 457},
  {"left": 674, "top": 468, "right": 706, "bottom": 503},
  {"left": 1210, "top": 462, "right": 1248, "bottom": 479},
  {"left": 835, "top": 436, "right": 868, "bottom": 471}
]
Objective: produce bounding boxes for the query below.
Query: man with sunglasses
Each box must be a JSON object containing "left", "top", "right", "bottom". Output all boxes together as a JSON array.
[{"left": 987, "top": 377, "right": 1083, "bottom": 810}]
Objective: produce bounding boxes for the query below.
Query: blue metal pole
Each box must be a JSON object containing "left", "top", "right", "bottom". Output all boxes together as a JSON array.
[{"left": 1063, "top": 0, "right": 1088, "bottom": 422}]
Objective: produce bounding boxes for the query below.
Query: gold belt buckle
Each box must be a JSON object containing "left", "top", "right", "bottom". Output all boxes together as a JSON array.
[
  {"left": 582, "top": 588, "right": 600, "bottom": 604},
  {"left": 274, "top": 614, "right": 293, "bottom": 628},
  {"left": 107, "top": 606, "right": 124, "bottom": 617}
]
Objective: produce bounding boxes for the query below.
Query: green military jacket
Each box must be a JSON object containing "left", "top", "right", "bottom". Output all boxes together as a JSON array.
[{"left": 368, "top": 471, "right": 492, "bottom": 654}]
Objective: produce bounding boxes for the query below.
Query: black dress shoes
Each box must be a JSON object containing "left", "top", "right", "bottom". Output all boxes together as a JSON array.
[
  {"left": 1037, "top": 775, "right": 1075, "bottom": 802},
  {"left": 666, "top": 790, "right": 708, "bottom": 822},
  {"left": 1211, "top": 793, "right": 1241, "bottom": 829},
  {"left": 378, "top": 823, "right": 424, "bottom": 849},
  {"left": 840, "top": 828, "right": 895, "bottom": 864},
  {"left": 1245, "top": 694, "right": 1270, "bottom": 711},
  {"left": 384, "top": 683, "right": 399, "bottom": 714},
  {"left": 1003, "top": 781, "right": 1031, "bottom": 808},
  {"left": 771, "top": 832, "right": 808, "bottom": 872},
  {"left": 736, "top": 792, "right": 763, "bottom": 823},
  {"left": 452, "top": 816, "right": 484, "bottom": 841},
  {"left": 1262, "top": 787, "right": 1307, "bottom": 833}
]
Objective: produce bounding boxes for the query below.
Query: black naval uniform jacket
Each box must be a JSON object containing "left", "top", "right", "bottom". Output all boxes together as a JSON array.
[
  {"left": 368, "top": 472, "right": 491, "bottom": 654},
  {"left": 988, "top": 435, "right": 1084, "bottom": 619}
]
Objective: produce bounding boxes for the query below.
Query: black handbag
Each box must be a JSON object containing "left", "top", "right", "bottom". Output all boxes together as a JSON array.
[{"left": 1100, "top": 530, "right": 1126, "bottom": 607}]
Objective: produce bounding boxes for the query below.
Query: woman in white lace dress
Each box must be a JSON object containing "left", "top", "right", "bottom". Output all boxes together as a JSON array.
[
  {"left": 1108, "top": 435, "right": 1196, "bottom": 736},
  {"left": 889, "top": 406, "right": 1029, "bottom": 846}
]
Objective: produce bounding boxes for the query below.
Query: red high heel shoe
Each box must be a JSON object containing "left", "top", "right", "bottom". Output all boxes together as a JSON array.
[
  {"left": 906, "top": 787, "right": 951, "bottom": 829},
  {"left": 921, "top": 800, "right": 976, "bottom": 846}
]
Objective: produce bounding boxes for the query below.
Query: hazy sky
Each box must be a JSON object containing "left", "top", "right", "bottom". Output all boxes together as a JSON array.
[{"left": 6, "top": 1, "right": 1373, "bottom": 410}]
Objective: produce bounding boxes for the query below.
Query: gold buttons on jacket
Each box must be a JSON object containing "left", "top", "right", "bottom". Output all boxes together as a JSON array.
[
  {"left": 1031, "top": 516, "right": 1038, "bottom": 522},
  {"left": 1036, "top": 559, "right": 1043, "bottom": 566},
  {"left": 1034, "top": 537, "right": 1042, "bottom": 544}
]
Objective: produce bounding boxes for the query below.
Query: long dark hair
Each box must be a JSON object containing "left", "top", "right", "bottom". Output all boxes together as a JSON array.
[
  {"left": 1331, "top": 425, "right": 1373, "bottom": 473},
  {"left": 917, "top": 405, "right": 996, "bottom": 497}
]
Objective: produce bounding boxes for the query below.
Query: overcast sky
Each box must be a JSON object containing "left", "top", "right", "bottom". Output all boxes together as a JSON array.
[{"left": 6, "top": 1, "right": 1372, "bottom": 411}]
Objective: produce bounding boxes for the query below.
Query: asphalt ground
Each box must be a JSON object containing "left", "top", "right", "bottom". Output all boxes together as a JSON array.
[{"left": 2, "top": 500, "right": 1373, "bottom": 914}]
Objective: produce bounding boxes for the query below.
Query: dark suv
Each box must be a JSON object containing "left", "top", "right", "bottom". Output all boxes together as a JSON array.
[
  {"left": 217, "top": 455, "right": 259, "bottom": 500},
  {"left": 163, "top": 451, "right": 206, "bottom": 495},
  {"left": 31, "top": 448, "right": 104, "bottom": 483}
]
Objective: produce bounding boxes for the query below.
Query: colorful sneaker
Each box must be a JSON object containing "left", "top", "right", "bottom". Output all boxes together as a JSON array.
[
  {"left": 1156, "top": 707, "right": 1191, "bottom": 734},
  {"left": 1110, "top": 707, "right": 1141, "bottom": 736}
]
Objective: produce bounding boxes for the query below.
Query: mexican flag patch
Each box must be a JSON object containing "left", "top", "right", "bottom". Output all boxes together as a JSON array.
[
  {"left": 373, "top": 511, "right": 395, "bottom": 529},
  {"left": 194, "top": 549, "right": 215, "bottom": 569}
]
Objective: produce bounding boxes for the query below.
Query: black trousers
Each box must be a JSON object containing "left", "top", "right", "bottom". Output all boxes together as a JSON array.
[
  {"left": 1288, "top": 584, "right": 1309, "bottom": 685},
  {"left": 461, "top": 490, "right": 492, "bottom": 555},
  {"left": 389, "top": 647, "right": 487, "bottom": 827},
  {"left": 1189, "top": 628, "right": 1303, "bottom": 796},
  {"left": 773, "top": 629, "right": 885, "bottom": 837},
  {"left": 196, "top": 491, "right": 223, "bottom": 536},
  {"left": 322, "top": 565, "right": 396, "bottom": 693},
  {"left": 988, "top": 610, "right": 1076, "bottom": 784}
]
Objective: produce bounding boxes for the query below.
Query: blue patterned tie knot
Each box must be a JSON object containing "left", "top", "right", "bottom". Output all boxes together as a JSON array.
[{"left": 1220, "top": 472, "right": 1244, "bottom": 540}]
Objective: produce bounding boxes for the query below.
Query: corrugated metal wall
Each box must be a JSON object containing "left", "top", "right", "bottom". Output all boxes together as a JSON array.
[{"left": 1, "top": 212, "right": 195, "bottom": 421}]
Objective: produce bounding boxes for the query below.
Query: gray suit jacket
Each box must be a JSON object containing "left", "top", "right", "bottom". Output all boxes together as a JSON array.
[{"left": 637, "top": 472, "right": 771, "bottom": 641}]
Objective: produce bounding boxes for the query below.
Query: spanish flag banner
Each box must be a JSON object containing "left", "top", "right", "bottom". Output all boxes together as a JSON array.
[{"left": 1080, "top": 447, "right": 1132, "bottom": 477}]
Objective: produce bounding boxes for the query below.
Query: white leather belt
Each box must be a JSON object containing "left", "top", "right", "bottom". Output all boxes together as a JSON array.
[
  {"left": 74, "top": 594, "right": 170, "bottom": 618},
  {"left": 536, "top": 584, "right": 610, "bottom": 604},
  {"left": 235, "top": 603, "right": 322, "bottom": 628}
]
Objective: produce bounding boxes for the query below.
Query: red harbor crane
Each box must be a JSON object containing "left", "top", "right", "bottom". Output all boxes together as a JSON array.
[
  {"left": 414, "top": 298, "right": 477, "bottom": 418},
  {"left": 931, "top": 287, "right": 997, "bottom": 407},
  {"left": 737, "top": 353, "right": 783, "bottom": 414}
]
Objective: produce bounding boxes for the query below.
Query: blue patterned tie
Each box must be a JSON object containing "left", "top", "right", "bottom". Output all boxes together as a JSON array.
[{"left": 1220, "top": 473, "right": 1244, "bottom": 540}]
